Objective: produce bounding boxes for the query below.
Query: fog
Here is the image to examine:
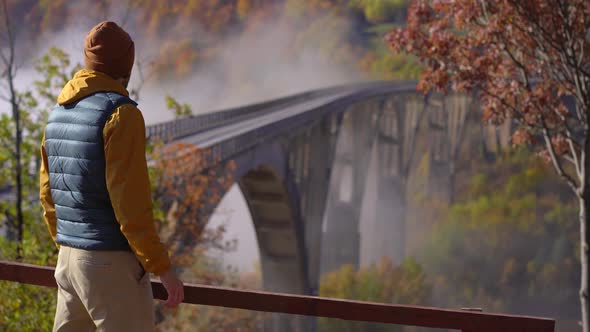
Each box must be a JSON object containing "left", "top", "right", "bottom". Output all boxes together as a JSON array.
[{"left": 0, "top": 6, "right": 365, "bottom": 272}]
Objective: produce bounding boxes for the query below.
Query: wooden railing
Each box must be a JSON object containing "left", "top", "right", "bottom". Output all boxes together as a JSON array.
[{"left": 0, "top": 260, "right": 555, "bottom": 332}]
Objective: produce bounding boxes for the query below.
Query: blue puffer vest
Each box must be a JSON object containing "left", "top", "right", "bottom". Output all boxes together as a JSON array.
[{"left": 45, "top": 92, "right": 137, "bottom": 250}]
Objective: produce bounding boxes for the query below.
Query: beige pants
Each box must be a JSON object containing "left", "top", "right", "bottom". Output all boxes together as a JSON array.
[{"left": 52, "top": 246, "right": 155, "bottom": 332}]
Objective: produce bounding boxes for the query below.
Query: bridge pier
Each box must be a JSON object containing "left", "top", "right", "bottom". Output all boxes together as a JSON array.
[
  {"left": 300, "top": 117, "right": 340, "bottom": 332},
  {"left": 364, "top": 96, "right": 425, "bottom": 265},
  {"left": 302, "top": 117, "right": 337, "bottom": 292},
  {"left": 373, "top": 176, "right": 406, "bottom": 264},
  {"left": 321, "top": 104, "right": 376, "bottom": 274},
  {"left": 426, "top": 94, "right": 472, "bottom": 205},
  {"left": 240, "top": 163, "right": 309, "bottom": 332},
  {"left": 322, "top": 201, "right": 361, "bottom": 272},
  {"left": 255, "top": 113, "right": 343, "bottom": 332}
]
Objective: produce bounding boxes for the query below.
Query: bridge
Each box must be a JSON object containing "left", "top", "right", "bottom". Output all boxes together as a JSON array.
[
  {"left": 141, "top": 80, "right": 513, "bottom": 330},
  {"left": 148, "top": 81, "right": 433, "bottom": 294}
]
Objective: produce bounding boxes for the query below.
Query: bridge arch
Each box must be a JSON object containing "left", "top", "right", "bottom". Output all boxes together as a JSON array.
[{"left": 219, "top": 139, "right": 309, "bottom": 295}]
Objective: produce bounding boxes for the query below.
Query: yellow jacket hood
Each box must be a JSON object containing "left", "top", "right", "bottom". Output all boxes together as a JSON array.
[{"left": 57, "top": 69, "right": 129, "bottom": 105}]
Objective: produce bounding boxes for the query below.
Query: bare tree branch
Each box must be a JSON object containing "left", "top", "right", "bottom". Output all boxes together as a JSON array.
[
  {"left": 0, "top": 0, "right": 24, "bottom": 258},
  {"left": 0, "top": 49, "right": 9, "bottom": 69},
  {"left": 541, "top": 117, "right": 580, "bottom": 194},
  {"left": 507, "top": 0, "right": 590, "bottom": 101},
  {"left": 2, "top": 0, "right": 14, "bottom": 73},
  {"left": 130, "top": 55, "right": 157, "bottom": 102},
  {"left": 503, "top": 45, "right": 531, "bottom": 89}
]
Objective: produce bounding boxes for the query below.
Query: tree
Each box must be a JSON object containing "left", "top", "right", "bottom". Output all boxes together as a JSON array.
[
  {"left": 0, "top": 0, "right": 24, "bottom": 257},
  {"left": 423, "top": 151, "right": 579, "bottom": 322},
  {"left": 319, "top": 257, "right": 431, "bottom": 332},
  {"left": 0, "top": 5, "right": 78, "bottom": 261},
  {"left": 0, "top": 45, "right": 81, "bottom": 331},
  {"left": 144, "top": 94, "right": 244, "bottom": 326},
  {"left": 155, "top": 258, "right": 264, "bottom": 331},
  {"left": 387, "top": 1, "right": 590, "bottom": 329},
  {"left": 350, "top": 0, "right": 407, "bottom": 24}
]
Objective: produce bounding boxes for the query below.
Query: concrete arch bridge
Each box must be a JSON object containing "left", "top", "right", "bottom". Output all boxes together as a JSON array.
[{"left": 145, "top": 81, "right": 504, "bottom": 329}]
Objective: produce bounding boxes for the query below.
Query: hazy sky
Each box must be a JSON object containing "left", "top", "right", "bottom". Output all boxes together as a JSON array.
[
  {"left": 208, "top": 185, "right": 260, "bottom": 273},
  {"left": 0, "top": 14, "right": 369, "bottom": 274}
]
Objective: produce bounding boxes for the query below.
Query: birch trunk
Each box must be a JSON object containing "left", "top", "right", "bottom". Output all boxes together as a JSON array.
[{"left": 581, "top": 193, "right": 590, "bottom": 332}]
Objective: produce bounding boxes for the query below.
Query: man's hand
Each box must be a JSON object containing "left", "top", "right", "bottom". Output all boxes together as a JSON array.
[{"left": 159, "top": 269, "right": 184, "bottom": 308}]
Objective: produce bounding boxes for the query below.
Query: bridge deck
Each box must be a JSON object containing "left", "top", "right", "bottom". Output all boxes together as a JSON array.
[
  {"left": 180, "top": 91, "right": 352, "bottom": 147},
  {"left": 147, "top": 81, "right": 418, "bottom": 157}
]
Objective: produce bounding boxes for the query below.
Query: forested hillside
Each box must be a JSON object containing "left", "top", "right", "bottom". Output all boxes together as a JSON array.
[
  {"left": 0, "top": 0, "right": 424, "bottom": 119},
  {"left": 6, "top": 0, "right": 419, "bottom": 80}
]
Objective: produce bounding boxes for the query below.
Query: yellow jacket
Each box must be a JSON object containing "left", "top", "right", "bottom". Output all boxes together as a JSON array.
[{"left": 39, "top": 69, "right": 171, "bottom": 275}]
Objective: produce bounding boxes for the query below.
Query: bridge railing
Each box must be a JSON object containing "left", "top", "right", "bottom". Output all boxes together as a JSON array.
[
  {"left": 144, "top": 81, "right": 415, "bottom": 144},
  {"left": 0, "top": 260, "right": 555, "bottom": 332},
  {"left": 145, "top": 86, "right": 343, "bottom": 143}
]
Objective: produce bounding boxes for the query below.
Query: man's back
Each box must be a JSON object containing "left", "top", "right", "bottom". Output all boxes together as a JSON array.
[
  {"left": 39, "top": 21, "right": 183, "bottom": 332},
  {"left": 45, "top": 91, "right": 135, "bottom": 251}
]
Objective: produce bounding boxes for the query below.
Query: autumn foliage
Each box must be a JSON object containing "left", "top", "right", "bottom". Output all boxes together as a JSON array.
[
  {"left": 147, "top": 140, "right": 237, "bottom": 269},
  {"left": 424, "top": 151, "right": 579, "bottom": 320},
  {"left": 388, "top": 0, "right": 590, "bottom": 329},
  {"left": 319, "top": 257, "right": 431, "bottom": 332},
  {"left": 143, "top": 137, "right": 270, "bottom": 330},
  {"left": 387, "top": 1, "right": 589, "bottom": 170},
  {"left": 0, "top": 0, "right": 418, "bottom": 81}
]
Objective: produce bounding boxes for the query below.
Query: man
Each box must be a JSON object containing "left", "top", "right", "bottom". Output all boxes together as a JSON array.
[{"left": 39, "top": 21, "right": 184, "bottom": 332}]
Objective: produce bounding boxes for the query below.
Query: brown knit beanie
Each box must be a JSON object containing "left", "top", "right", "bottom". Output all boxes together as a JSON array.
[{"left": 84, "top": 21, "right": 135, "bottom": 79}]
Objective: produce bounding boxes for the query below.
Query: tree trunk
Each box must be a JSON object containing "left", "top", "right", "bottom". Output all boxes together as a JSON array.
[
  {"left": 8, "top": 66, "right": 23, "bottom": 259},
  {"left": 1, "top": 0, "right": 23, "bottom": 259},
  {"left": 580, "top": 193, "right": 590, "bottom": 332},
  {"left": 15, "top": 112, "right": 22, "bottom": 259},
  {"left": 449, "top": 161, "right": 456, "bottom": 205}
]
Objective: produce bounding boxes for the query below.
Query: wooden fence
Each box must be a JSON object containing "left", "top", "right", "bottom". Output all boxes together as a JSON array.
[{"left": 0, "top": 260, "right": 555, "bottom": 332}]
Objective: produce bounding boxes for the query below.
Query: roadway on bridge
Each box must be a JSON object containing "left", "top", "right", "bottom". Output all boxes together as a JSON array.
[{"left": 177, "top": 81, "right": 415, "bottom": 148}]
